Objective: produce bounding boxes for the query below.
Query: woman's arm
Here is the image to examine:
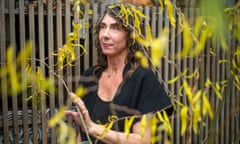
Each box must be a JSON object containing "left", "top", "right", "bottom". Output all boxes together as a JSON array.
[
  {"left": 65, "top": 93, "right": 151, "bottom": 144},
  {"left": 88, "top": 121, "right": 151, "bottom": 144}
]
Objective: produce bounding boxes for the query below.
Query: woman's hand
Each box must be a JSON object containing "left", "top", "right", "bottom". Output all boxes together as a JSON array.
[
  {"left": 65, "top": 92, "right": 97, "bottom": 134},
  {"left": 65, "top": 93, "right": 151, "bottom": 144}
]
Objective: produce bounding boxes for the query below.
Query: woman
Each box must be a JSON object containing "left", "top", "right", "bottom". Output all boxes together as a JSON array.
[{"left": 65, "top": 3, "right": 173, "bottom": 144}]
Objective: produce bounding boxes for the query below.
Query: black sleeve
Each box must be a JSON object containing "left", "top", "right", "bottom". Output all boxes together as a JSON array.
[{"left": 136, "top": 69, "right": 173, "bottom": 115}]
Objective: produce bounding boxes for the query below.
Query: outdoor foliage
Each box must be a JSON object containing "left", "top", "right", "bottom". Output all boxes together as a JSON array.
[{"left": 1, "top": 0, "right": 240, "bottom": 144}]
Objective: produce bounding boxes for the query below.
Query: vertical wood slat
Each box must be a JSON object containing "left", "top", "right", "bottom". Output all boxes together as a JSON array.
[
  {"left": 18, "top": 0, "right": 29, "bottom": 143},
  {"left": 0, "top": 0, "right": 6, "bottom": 50},
  {"left": 216, "top": 41, "right": 224, "bottom": 144},
  {"left": 169, "top": 6, "right": 176, "bottom": 144},
  {"left": 233, "top": 34, "right": 240, "bottom": 142},
  {"left": 0, "top": 0, "right": 9, "bottom": 143},
  {"left": 163, "top": 8, "right": 169, "bottom": 88},
  {"left": 189, "top": 7, "right": 196, "bottom": 144},
  {"left": 163, "top": 6, "right": 173, "bottom": 144},
  {"left": 226, "top": 37, "right": 233, "bottom": 144},
  {"left": 231, "top": 44, "right": 236, "bottom": 143},
  {"left": 204, "top": 33, "right": 212, "bottom": 143},
  {"left": 56, "top": 0, "right": 64, "bottom": 109},
  {"left": 47, "top": 0, "right": 57, "bottom": 143},
  {"left": 37, "top": 0, "right": 47, "bottom": 143},
  {"left": 9, "top": 0, "right": 20, "bottom": 143},
  {"left": 207, "top": 37, "right": 215, "bottom": 143},
  {"left": 65, "top": 0, "right": 71, "bottom": 38},
  {"left": 224, "top": 40, "right": 231, "bottom": 144},
  {"left": 144, "top": 6, "right": 150, "bottom": 36},
  {"left": 229, "top": 37, "right": 235, "bottom": 142},
  {"left": 73, "top": 4, "right": 81, "bottom": 95},
  {"left": 65, "top": 0, "right": 73, "bottom": 93},
  {"left": 236, "top": 55, "right": 240, "bottom": 144},
  {"left": 215, "top": 39, "right": 221, "bottom": 144},
  {"left": 151, "top": 7, "right": 157, "bottom": 38},
  {"left": 237, "top": 27, "right": 240, "bottom": 142},
  {"left": 221, "top": 42, "right": 226, "bottom": 144},
  {"left": 72, "top": 2, "right": 81, "bottom": 138},
  {"left": 64, "top": 0, "right": 73, "bottom": 125},
  {"left": 157, "top": 7, "right": 163, "bottom": 78},
  {"left": 182, "top": 7, "right": 189, "bottom": 144},
  {"left": 92, "top": 3, "right": 98, "bottom": 66},
  {"left": 84, "top": 4, "right": 90, "bottom": 70},
  {"left": 174, "top": 7, "right": 182, "bottom": 144},
  {"left": 28, "top": 4, "right": 39, "bottom": 144},
  {"left": 231, "top": 38, "right": 236, "bottom": 142}
]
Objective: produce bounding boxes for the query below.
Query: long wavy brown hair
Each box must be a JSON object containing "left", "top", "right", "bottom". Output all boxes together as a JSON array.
[{"left": 93, "top": 3, "right": 148, "bottom": 78}]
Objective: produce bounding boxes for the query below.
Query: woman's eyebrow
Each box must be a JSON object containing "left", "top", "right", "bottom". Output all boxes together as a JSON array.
[
  {"left": 100, "top": 21, "right": 124, "bottom": 29},
  {"left": 111, "top": 22, "right": 121, "bottom": 26},
  {"left": 100, "top": 20, "right": 119, "bottom": 26}
]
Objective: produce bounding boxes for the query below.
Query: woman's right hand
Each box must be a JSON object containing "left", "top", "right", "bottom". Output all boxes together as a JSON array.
[{"left": 65, "top": 92, "right": 97, "bottom": 134}]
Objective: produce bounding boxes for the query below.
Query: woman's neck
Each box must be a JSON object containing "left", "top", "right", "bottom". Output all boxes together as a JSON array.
[{"left": 105, "top": 57, "right": 126, "bottom": 78}]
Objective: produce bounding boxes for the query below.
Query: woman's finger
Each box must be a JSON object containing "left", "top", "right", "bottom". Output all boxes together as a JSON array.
[
  {"left": 69, "top": 92, "right": 90, "bottom": 120},
  {"left": 70, "top": 92, "right": 85, "bottom": 106},
  {"left": 65, "top": 110, "right": 82, "bottom": 126},
  {"left": 70, "top": 93, "right": 87, "bottom": 113}
]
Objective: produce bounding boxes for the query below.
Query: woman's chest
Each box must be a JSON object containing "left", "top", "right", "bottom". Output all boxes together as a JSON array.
[{"left": 97, "top": 75, "right": 123, "bottom": 101}]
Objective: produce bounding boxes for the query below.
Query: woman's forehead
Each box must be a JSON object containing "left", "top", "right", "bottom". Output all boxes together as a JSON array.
[
  {"left": 100, "top": 13, "right": 129, "bottom": 32},
  {"left": 101, "top": 14, "right": 118, "bottom": 24}
]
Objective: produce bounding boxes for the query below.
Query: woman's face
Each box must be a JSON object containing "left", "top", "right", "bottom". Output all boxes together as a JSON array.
[{"left": 99, "top": 14, "right": 129, "bottom": 57}]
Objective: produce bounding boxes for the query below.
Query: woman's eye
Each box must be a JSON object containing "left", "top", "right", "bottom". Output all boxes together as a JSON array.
[
  {"left": 100, "top": 24, "right": 106, "bottom": 29},
  {"left": 112, "top": 25, "right": 121, "bottom": 30}
]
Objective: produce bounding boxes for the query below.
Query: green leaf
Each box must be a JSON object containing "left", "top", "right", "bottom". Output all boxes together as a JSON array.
[
  {"left": 150, "top": 28, "right": 169, "bottom": 67},
  {"left": 135, "top": 51, "right": 149, "bottom": 68},
  {"left": 178, "top": 14, "right": 192, "bottom": 58},
  {"left": 194, "top": 17, "right": 204, "bottom": 37},
  {"left": 7, "top": 47, "right": 19, "bottom": 94},
  {"left": 150, "top": 116, "right": 158, "bottom": 143},
  {"left": 232, "top": 59, "right": 240, "bottom": 73},
  {"left": 204, "top": 78, "right": 212, "bottom": 87},
  {"left": 203, "top": 93, "right": 214, "bottom": 119},
  {"left": 164, "top": 0, "right": 176, "bottom": 27},
  {"left": 58, "top": 121, "right": 68, "bottom": 144},
  {"left": 180, "top": 106, "right": 188, "bottom": 135},
  {"left": 16, "top": 40, "right": 32, "bottom": 66},
  {"left": 213, "top": 84, "right": 223, "bottom": 100},
  {"left": 66, "top": 124, "right": 77, "bottom": 144},
  {"left": 157, "top": 111, "right": 164, "bottom": 122},
  {"left": 193, "top": 103, "right": 201, "bottom": 134},
  {"left": 124, "top": 116, "right": 135, "bottom": 138},
  {"left": 75, "top": 85, "right": 86, "bottom": 98},
  {"left": 48, "top": 107, "right": 66, "bottom": 127},
  {"left": 140, "top": 114, "right": 147, "bottom": 138},
  {"left": 183, "top": 80, "right": 193, "bottom": 106},
  {"left": 168, "top": 75, "right": 180, "bottom": 84},
  {"left": 192, "top": 26, "right": 210, "bottom": 56},
  {"left": 235, "top": 46, "right": 240, "bottom": 64},
  {"left": 193, "top": 90, "right": 202, "bottom": 105},
  {"left": 163, "top": 111, "right": 172, "bottom": 137}
]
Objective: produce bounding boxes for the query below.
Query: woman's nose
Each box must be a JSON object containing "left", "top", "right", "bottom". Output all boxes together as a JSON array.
[{"left": 103, "top": 28, "right": 110, "bottom": 37}]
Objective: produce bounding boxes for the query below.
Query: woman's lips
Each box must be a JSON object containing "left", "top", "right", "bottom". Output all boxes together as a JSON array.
[{"left": 102, "top": 43, "right": 112, "bottom": 48}]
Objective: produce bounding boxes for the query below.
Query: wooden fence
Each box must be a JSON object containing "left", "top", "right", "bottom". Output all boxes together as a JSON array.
[{"left": 0, "top": 0, "right": 239, "bottom": 144}]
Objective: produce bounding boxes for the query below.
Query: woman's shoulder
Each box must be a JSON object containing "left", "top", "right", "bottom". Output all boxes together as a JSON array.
[
  {"left": 79, "top": 66, "right": 99, "bottom": 91},
  {"left": 134, "top": 66, "right": 156, "bottom": 78},
  {"left": 82, "top": 66, "right": 95, "bottom": 76},
  {"left": 82, "top": 65, "right": 102, "bottom": 76}
]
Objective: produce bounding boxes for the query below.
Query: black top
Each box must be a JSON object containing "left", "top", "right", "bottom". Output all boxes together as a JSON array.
[{"left": 79, "top": 63, "right": 173, "bottom": 143}]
